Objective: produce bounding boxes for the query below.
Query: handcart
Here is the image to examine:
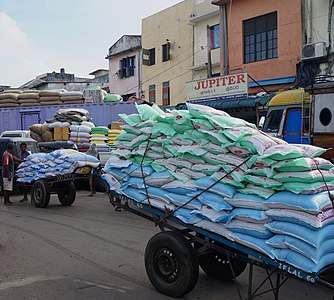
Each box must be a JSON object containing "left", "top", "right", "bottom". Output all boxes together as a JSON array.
[
  {"left": 108, "top": 191, "right": 334, "bottom": 299},
  {"left": 17, "top": 172, "right": 77, "bottom": 208}
]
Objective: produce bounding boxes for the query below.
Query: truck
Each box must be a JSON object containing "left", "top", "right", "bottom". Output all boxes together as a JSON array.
[
  {"left": 0, "top": 101, "right": 142, "bottom": 134},
  {"left": 262, "top": 86, "right": 334, "bottom": 160}
]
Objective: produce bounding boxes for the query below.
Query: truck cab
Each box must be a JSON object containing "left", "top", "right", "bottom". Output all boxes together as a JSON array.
[{"left": 262, "top": 88, "right": 334, "bottom": 160}]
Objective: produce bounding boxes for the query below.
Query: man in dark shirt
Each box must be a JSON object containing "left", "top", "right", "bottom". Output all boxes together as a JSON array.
[
  {"left": 19, "top": 143, "right": 30, "bottom": 202},
  {"left": 2, "top": 143, "right": 22, "bottom": 206}
]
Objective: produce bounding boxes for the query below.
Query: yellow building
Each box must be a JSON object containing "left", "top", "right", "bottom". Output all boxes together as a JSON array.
[{"left": 141, "top": 0, "right": 219, "bottom": 106}]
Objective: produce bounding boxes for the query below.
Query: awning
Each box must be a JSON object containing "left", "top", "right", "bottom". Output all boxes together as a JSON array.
[{"left": 175, "top": 94, "right": 274, "bottom": 110}]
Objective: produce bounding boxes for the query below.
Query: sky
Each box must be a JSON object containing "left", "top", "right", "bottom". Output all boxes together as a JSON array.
[{"left": 0, "top": 0, "right": 183, "bottom": 87}]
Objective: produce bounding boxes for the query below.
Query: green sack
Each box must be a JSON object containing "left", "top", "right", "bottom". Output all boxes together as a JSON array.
[
  {"left": 119, "top": 113, "right": 142, "bottom": 127},
  {"left": 136, "top": 104, "right": 160, "bottom": 120}
]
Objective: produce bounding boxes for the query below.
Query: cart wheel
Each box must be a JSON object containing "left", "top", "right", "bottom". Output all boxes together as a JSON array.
[
  {"left": 57, "top": 182, "right": 76, "bottom": 206},
  {"left": 31, "top": 180, "right": 50, "bottom": 208},
  {"left": 195, "top": 239, "right": 247, "bottom": 281},
  {"left": 145, "top": 231, "right": 199, "bottom": 298}
]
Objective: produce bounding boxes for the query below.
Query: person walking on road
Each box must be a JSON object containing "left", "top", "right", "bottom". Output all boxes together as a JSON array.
[
  {"left": 19, "top": 142, "right": 30, "bottom": 202},
  {"left": 86, "top": 143, "right": 100, "bottom": 197},
  {"left": 2, "top": 143, "right": 22, "bottom": 206}
]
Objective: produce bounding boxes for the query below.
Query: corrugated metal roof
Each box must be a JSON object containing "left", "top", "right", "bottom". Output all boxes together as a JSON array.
[{"left": 175, "top": 94, "right": 274, "bottom": 110}]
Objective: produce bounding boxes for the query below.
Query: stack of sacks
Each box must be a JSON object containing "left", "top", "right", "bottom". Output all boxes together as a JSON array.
[
  {"left": 70, "top": 122, "right": 94, "bottom": 152},
  {"left": 101, "top": 103, "right": 334, "bottom": 273},
  {"left": 90, "top": 126, "right": 110, "bottom": 153},
  {"left": 50, "top": 108, "right": 91, "bottom": 123},
  {"left": 18, "top": 90, "right": 40, "bottom": 106},
  {"left": 60, "top": 91, "right": 84, "bottom": 104},
  {"left": 29, "top": 124, "right": 53, "bottom": 142},
  {"left": 265, "top": 192, "right": 334, "bottom": 273},
  {"left": 48, "top": 121, "right": 71, "bottom": 141},
  {"left": 16, "top": 149, "right": 100, "bottom": 183},
  {"left": 0, "top": 90, "right": 20, "bottom": 107},
  {"left": 107, "top": 129, "right": 123, "bottom": 147},
  {"left": 38, "top": 90, "right": 62, "bottom": 105}
]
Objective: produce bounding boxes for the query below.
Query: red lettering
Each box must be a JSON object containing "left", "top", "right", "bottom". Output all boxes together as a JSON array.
[
  {"left": 201, "top": 80, "right": 208, "bottom": 89},
  {"left": 215, "top": 78, "right": 220, "bottom": 87},
  {"left": 220, "top": 77, "right": 228, "bottom": 86},
  {"left": 228, "top": 76, "right": 236, "bottom": 85},
  {"left": 194, "top": 81, "right": 201, "bottom": 90},
  {"left": 209, "top": 79, "right": 216, "bottom": 88},
  {"left": 236, "top": 74, "right": 246, "bottom": 83}
]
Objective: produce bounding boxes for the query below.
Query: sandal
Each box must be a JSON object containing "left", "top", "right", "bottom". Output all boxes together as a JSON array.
[{"left": 115, "top": 206, "right": 121, "bottom": 212}]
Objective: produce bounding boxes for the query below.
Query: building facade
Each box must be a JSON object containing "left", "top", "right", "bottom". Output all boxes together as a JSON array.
[
  {"left": 213, "top": 0, "right": 303, "bottom": 94},
  {"left": 141, "top": 0, "right": 195, "bottom": 106},
  {"left": 106, "top": 35, "right": 141, "bottom": 101}
]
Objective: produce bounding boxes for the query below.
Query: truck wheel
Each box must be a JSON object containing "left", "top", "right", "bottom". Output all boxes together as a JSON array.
[
  {"left": 145, "top": 231, "right": 199, "bottom": 298},
  {"left": 31, "top": 180, "right": 50, "bottom": 208},
  {"left": 57, "top": 182, "right": 76, "bottom": 206},
  {"left": 196, "top": 240, "right": 247, "bottom": 280}
]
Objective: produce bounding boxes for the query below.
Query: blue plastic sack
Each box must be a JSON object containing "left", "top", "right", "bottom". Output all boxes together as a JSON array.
[
  {"left": 265, "top": 221, "right": 334, "bottom": 248},
  {"left": 122, "top": 164, "right": 154, "bottom": 177},
  {"left": 230, "top": 232, "right": 275, "bottom": 259},
  {"left": 267, "top": 234, "right": 334, "bottom": 264},
  {"left": 226, "top": 220, "right": 273, "bottom": 239},
  {"left": 226, "top": 208, "right": 271, "bottom": 224},
  {"left": 162, "top": 180, "right": 197, "bottom": 195},
  {"left": 173, "top": 208, "right": 202, "bottom": 224},
  {"left": 106, "top": 168, "right": 130, "bottom": 182},
  {"left": 191, "top": 205, "right": 229, "bottom": 223},
  {"left": 165, "top": 192, "right": 203, "bottom": 210},
  {"left": 120, "top": 177, "right": 145, "bottom": 190},
  {"left": 271, "top": 248, "right": 334, "bottom": 273},
  {"left": 138, "top": 186, "right": 171, "bottom": 204},
  {"left": 121, "top": 187, "right": 147, "bottom": 203},
  {"left": 188, "top": 191, "right": 233, "bottom": 211},
  {"left": 225, "top": 192, "right": 268, "bottom": 210},
  {"left": 265, "top": 191, "right": 332, "bottom": 214},
  {"left": 193, "top": 176, "right": 236, "bottom": 198}
]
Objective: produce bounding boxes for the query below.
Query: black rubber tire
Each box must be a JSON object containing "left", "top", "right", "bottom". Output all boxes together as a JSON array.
[
  {"left": 57, "top": 182, "right": 76, "bottom": 206},
  {"left": 196, "top": 240, "right": 248, "bottom": 281},
  {"left": 31, "top": 180, "right": 50, "bottom": 208},
  {"left": 145, "top": 231, "right": 199, "bottom": 298}
]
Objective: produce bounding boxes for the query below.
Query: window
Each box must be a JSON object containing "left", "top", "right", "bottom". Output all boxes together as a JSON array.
[
  {"left": 243, "top": 12, "right": 277, "bottom": 63},
  {"left": 119, "top": 56, "right": 135, "bottom": 78},
  {"left": 162, "top": 81, "right": 170, "bottom": 106},
  {"left": 266, "top": 109, "right": 283, "bottom": 133},
  {"left": 143, "top": 48, "right": 155, "bottom": 66},
  {"left": 162, "top": 42, "right": 170, "bottom": 62},
  {"left": 209, "top": 24, "right": 220, "bottom": 49},
  {"left": 149, "top": 84, "right": 156, "bottom": 103}
]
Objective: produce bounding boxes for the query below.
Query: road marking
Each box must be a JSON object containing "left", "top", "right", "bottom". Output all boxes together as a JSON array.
[
  {"left": 74, "top": 279, "right": 127, "bottom": 293},
  {"left": 0, "top": 275, "right": 62, "bottom": 290}
]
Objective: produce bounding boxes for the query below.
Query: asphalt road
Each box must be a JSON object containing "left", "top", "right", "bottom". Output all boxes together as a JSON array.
[{"left": 0, "top": 191, "right": 333, "bottom": 300}]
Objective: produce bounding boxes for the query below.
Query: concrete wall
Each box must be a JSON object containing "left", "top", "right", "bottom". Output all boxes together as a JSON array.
[
  {"left": 141, "top": 0, "right": 194, "bottom": 106},
  {"left": 303, "top": 0, "right": 330, "bottom": 46},
  {"left": 227, "top": 0, "right": 303, "bottom": 92},
  {"left": 108, "top": 49, "right": 141, "bottom": 97}
]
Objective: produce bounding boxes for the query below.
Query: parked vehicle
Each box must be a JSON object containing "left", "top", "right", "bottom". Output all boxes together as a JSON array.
[
  {"left": 0, "top": 130, "right": 30, "bottom": 138},
  {"left": 106, "top": 191, "right": 334, "bottom": 298},
  {"left": 262, "top": 88, "right": 334, "bottom": 160}
]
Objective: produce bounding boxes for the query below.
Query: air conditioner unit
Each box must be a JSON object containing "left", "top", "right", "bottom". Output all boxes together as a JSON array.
[{"left": 301, "top": 42, "right": 327, "bottom": 61}]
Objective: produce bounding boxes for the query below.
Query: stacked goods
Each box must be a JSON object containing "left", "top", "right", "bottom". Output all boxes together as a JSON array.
[
  {"left": 16, "top": 149, "right": 100, "bottom": 183},
  {"left": 48, "top": 122, "right": 71, "bottom": 141},
  {"left": 90, "top": 126, "right": 110, "bottom": 152},
  {"left": 70, "top": 121, "right": 95, "bottom": 152},
  {"left": 52, "top": 108, "right": 90, "bottom": 123},
  {"left": 60, "top": 91, "right": 84, "bottom": 104},
  {"left": 18, "top": 90, "right": 40, "bottom": 106},
  {"left": 29, "top": 124, "right": 53, "bottom": 142},
  {"left": 38, "top": 90, "right": 62, "bottom": 105},
  {"left": 107, "top": 129, "right": 123, "bottom": 147},
  {"left": 0, "top": 90, "right": 20, "bottom": 107},
  {"left": 103, "top": 93, "right": 123, "bottom": 102},
  {"left": 102, "top": 103, "right": 334, "bottom": 274}
]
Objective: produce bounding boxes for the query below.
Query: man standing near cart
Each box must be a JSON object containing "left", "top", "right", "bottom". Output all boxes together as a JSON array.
[
  {"left": 19, "top": 142, "right": 30, "bottom": 202},
  {"left": 2, "top": 143, "right": 22, "bottom": 206}
]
